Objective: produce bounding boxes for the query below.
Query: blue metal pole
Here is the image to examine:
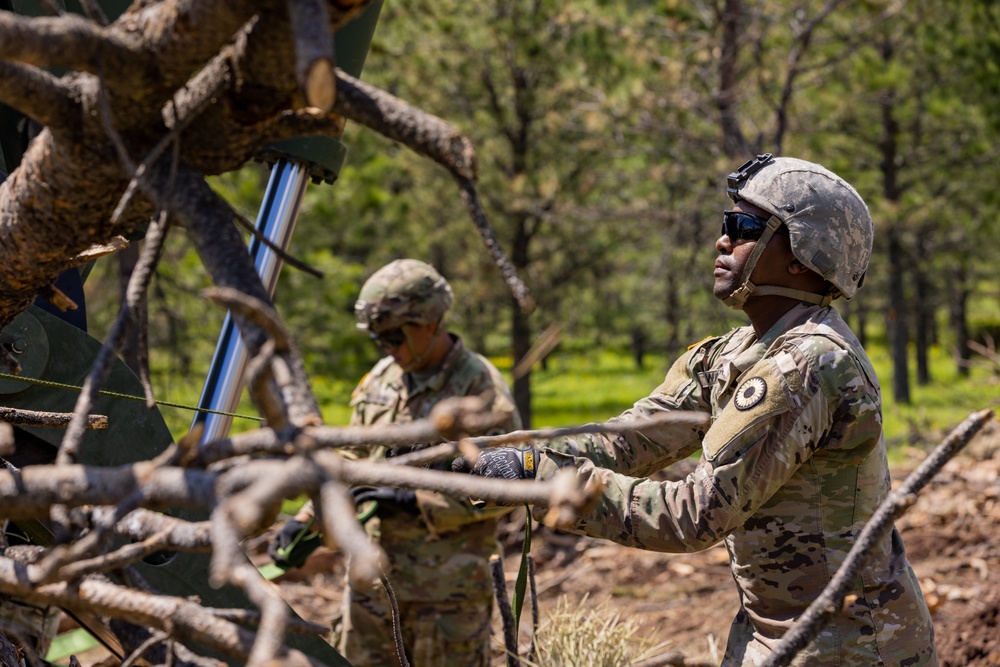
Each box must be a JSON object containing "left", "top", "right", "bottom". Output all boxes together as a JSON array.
[{"left": 191, "top": 159, "right": 309, "bottom": 442}]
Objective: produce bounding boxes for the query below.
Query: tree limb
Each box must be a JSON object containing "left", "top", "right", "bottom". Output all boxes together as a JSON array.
[
  {"left": 0, "top": 406, "right": 107, "bottom": 430},
  {"left": 0, "top": 12, "right": 151, "bottom": 83},
  {"left": 0, "top": 60, "right": 77, "bottom": 130}
]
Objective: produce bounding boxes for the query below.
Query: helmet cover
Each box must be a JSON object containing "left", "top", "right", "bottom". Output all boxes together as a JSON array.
[
  {"left": 354, "top": 259, "right": 453, "bottom": 331},
  {"left": 727, "top": 155, "right": 873, "bottom": 299}
]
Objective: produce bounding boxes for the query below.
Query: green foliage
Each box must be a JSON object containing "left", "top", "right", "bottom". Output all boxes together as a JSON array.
[{"left": 79, "top": 0, "right": 999, "bottom": 455}]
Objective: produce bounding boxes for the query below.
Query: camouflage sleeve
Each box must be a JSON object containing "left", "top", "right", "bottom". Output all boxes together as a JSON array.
[
  {"left": 539, "top": 342, "right": 838, "bottom": 552},
  {"left": 538, "top": 342, "right": 714, "bottom": 478}
]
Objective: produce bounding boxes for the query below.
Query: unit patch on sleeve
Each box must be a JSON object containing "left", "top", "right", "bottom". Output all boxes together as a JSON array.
[{"left": 733, "top": 376, "right": 767, "bottom": 411}]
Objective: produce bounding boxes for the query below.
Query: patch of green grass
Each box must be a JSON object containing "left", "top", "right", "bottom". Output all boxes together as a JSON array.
[
  {"left": 870, "top": 344, "right": 999, "bottom": 451},
  {"left": 529, "top": 350, "right": 669, "bottom": 428}
]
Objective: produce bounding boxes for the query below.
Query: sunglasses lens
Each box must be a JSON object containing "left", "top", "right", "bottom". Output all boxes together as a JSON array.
[
  {"left": 722, "top": 211, "right": 768, "bottom": 241},
  {"left": 371, "top": 328, "right": 406, "bottom": 349}
]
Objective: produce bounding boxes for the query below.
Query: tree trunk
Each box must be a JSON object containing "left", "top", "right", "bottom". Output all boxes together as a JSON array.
[
  {"left": 914, "top": 259, "right": 932, "bottom": 386},
  {"left": 949, "top": 264, "right": 971, "bottom": 377},
  {"left": 511, "top": 215, "right": 532, "bottom": 428},
  {"left": 886, "top": 226, "right": 910, "bottom": 404}
]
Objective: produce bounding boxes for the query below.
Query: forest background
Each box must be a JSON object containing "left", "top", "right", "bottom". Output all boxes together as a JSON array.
[{"left": 82, "top": 0, "right": 1000, "bottom": 444}]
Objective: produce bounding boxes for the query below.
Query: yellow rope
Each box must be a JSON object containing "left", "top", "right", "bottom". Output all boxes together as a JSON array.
[{"left": 0, "top": 371, "right": 264, "bottom": 422}]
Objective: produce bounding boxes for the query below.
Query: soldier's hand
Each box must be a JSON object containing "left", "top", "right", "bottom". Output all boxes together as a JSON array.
[
  {"left": 351, "top": 486, "right": 417, "bottom": 511},
  {"left": 451, "top": 447, "right": 537, "bottom": 480},
  {"left": 268, "top": 518, "right": 321, "bottom": 570}
]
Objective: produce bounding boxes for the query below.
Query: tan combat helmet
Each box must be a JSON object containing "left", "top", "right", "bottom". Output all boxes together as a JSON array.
[
  {"left": 722, "top": 154, "right": 874, "bottom": 310},
  {"left": 354, "top": 259, "right": 454, "bottom": 332}
]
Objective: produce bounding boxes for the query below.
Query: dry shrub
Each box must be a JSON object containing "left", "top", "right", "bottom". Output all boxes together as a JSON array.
[{"left": 527, "top": 594, "right": 670, "bottom": 667}]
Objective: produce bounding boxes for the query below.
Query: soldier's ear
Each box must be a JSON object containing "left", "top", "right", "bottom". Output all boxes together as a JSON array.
[{"left": 788, "top": 258, "right": 812, "bottom": 275}]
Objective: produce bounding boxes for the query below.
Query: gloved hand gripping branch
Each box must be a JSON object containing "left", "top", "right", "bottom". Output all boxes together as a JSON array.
[
  {"left": 351, "top": 486, "right": 418, "bottom": 522},
  {"left": 268, "top": 517, "right": 323, "bottom": 570},
  {"left": 451, "top": 447, "right": 537, "bottom": 480},
  {"left": 268, "top": 486, "right": 420, "bottom": 569}
]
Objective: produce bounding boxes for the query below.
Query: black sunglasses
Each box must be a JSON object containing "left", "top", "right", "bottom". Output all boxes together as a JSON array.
[
  {"left": 370, "top": 327, "right": 407, "bottom": 350},
  {"left": 722, "top": 210, "right": 770, "bottom": 242}
]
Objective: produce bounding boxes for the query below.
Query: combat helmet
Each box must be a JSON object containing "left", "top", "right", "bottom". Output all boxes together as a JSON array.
[
  {"left": 722, "top": 154, "right": 873, "bottom": 310},
  {"left": 354, "top": 259, "right": 453, "bottom": 332}
]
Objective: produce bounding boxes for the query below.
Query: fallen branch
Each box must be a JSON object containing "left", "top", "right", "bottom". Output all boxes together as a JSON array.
[{"left": 0, "top": 406, "right": 107, "bottom": 430}]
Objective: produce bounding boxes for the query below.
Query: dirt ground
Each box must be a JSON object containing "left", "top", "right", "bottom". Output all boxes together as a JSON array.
[{"left": 264, "top": 418, "right": 1000, "bottom": 667}]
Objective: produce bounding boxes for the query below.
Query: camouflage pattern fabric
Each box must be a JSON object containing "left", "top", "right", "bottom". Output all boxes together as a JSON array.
[
  {"left": 354, "top": 259, "right": 454, "bottom": 332},
  {"left": 339, "top": 334, "right": 521, "bottom": 666},
  {"left": 0, "top": 595, "right": 60, "bottom": 658},
  {"left": 535, "top": 303, "right": 937, "bottom": 666},
  {"left": 338, "top": 581, "right": 490, "bottom": 667}
]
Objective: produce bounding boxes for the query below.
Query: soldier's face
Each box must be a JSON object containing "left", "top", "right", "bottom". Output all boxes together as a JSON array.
[
  {"left": 713, "top": 201, "right": 771, "bottom": 301},
  {"left": 389, "top": 322, "right": 438, "bottom": 371},
  {"left": 713, "top": 201, "right": 800, "bottom": 303}
]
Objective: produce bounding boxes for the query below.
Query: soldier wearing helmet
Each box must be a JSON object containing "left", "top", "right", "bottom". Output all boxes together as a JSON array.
[
  {"left": 455, "top": 157, "right": 937, "bottom": 666},
  {"left": 271, "top": 259, "right": 521, "bottom": 667}
]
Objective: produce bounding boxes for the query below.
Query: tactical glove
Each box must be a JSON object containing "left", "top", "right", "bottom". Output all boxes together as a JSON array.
[
  {"left": 350, "top": 486, "right": 418, "bottom": 519},
  {"left": 451, "top": 447, "right": 537, "bottom": 480},
  {"left": 268, "top": 518, "right": 322, "bottom": 570}
]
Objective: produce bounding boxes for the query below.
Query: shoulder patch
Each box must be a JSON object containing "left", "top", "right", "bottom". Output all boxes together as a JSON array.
[
  {"left": 351, "top": 372, "right": 371, "bottom": 400},
  {"left": 688, "top": 335, "right": 715, "bottom": 351},
  {"left": 733, "top": 376, "right": 767, "bottom": 411},
  {"left": 702, "top": 359, "right": 790, "bottom": 461}
]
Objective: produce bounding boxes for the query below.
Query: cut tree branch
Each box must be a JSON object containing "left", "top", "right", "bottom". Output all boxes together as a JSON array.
[
  {"left": 0, "top": 406, "right": 107, "bottom": 430},
  {"left": 0, "top": 12, "right": 151, "bottom": 84},
  {"left": 0, "top": 60, "right": 77, "bottom": 130}
]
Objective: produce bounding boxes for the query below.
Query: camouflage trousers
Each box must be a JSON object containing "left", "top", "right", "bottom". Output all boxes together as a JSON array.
[
  {"left": 336, "top": 583, "right": 492, "bottom": 667},
  {"left": 0, "top": 596, "right": 61, "bottom": 659}
]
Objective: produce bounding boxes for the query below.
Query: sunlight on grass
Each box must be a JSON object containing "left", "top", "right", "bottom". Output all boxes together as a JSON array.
[
  {"left": 529, "top": 350, "right": 668, "bottom": 428},
  {"left": 523, "top": 594, "right": 672, "bottom": 667}
]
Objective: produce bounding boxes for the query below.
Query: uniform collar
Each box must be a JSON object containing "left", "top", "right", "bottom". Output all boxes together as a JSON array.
[
  {"left": 718, "top": 303, "right": 825, "bottom": 393},
  {"left": 404, "top": 333, "right": 464, "bottom": 395}
]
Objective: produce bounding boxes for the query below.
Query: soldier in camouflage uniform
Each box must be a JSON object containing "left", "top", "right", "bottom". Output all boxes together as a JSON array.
[
  {"left": 455, "top": 156, "right": 938, "bottom": 666},
  {"left": 271, "top": 259, "right": 521, "bottom": 667}
]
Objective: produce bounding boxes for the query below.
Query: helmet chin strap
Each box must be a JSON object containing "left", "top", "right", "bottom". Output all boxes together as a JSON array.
[{"left": 723, "top": 215, "right": 834, "bottom": 310}]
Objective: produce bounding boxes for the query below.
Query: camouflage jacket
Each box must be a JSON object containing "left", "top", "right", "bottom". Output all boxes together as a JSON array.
[
  {"left": 351, "top": 334, "right": 521, "bottom": 601},
  {"left": 536, "top": 304, "right": 936, "bottom": 666}
]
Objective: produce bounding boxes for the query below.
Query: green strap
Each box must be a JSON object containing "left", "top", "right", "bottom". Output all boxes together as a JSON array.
[
  {"left": 510, "top": 507, "right": 532, "bottom": 633},
  {"left": 0, "top": 371, "right": 263, "bottom": 422}
]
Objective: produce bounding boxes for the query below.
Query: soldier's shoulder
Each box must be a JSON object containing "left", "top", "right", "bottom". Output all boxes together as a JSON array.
[
  {"left": 774, "top": 325, "right": 872, "bottom": 395},
  {"left": 446, "top": 343, "right": 503, "bottom": 385},
  {"left": 357, "top": 356, "right": 401, "bottom": 390}
]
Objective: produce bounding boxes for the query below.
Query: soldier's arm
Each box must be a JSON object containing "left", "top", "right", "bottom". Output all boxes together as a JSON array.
[
  {"left": 539, "top": 340, "right": 716, "bottom": 477},
  {"left": 535, "top": 342, "right": 843, "bottom": 551}
]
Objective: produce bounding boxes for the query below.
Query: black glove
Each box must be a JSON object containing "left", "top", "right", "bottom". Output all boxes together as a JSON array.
[
  {"left": 451, "top": 447, "right": 537, "bottom": 480},
  {"left": 268, "top": 518, "right": 322, "bottom": 570},
  {"left": 351, "top": 486, "right": 417, "bottom": 513}
]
